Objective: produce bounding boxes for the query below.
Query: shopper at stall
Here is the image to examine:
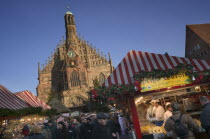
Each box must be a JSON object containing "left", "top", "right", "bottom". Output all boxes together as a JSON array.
[
  {"left": 21, "top": 125, "right": 30, "bottom": 137},
  {"left": 154, "top": 99, "right": 165, "bottom": 126},
  {"left": 25, "top": 125, "right": 45, "bottom": 139},
  {"left": 68, "top": 118, "right": 79, "bottom": 139},
  {"left": 57, "top": 121, "right": 68, "bottom": 139},
  {"left": 118, "top": 113, "right": 130, "bottom": 136},
  {"left": 90, "top": 112, "right": 115, "bottom": 139},
  {"left": 199, "top": 96, "right": 210, "bottom": 139},
  {"left": 107, "top": 113, "right": 121, "bottom": 139},
  {"left": 79, "top": 118, "right": 94, "bottom": 139},
  {"left": 164, "top": 102, "right": 199, "bottom": 139},
  {"left": 41, "top": 123, "right": 52, "bottom": 139},
  {"left": 163, "top": 102, "right": 172, "bottom": 124},
  {"left": 48, "top": 119, "right": 58, "bottom": 139}
]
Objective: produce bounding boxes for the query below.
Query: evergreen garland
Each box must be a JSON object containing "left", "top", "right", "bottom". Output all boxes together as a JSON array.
[{"left": 0, "top": 107, "right": 57, "bottom": 117}]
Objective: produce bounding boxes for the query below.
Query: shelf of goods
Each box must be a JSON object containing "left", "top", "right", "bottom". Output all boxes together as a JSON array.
[{"left": 140, "top": 119, "right": 205, "bottom": 139}]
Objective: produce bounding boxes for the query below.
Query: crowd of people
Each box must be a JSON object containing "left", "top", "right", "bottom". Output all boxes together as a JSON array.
[
  {"left": 6, "top": 96, "right": 210, "bottom": 139},
  {"left": 19, "top": 112, "right": 132, "bottom": 139}
]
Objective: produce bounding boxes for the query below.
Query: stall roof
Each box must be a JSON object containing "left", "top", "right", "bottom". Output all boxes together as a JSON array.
[
  {"left": 15, "top": 90, "right": 51, "bottom": 110},
  {"left": 0, "top": 85, "right": 29, "bottom": 109},
  {"left": 104, "top": 50, "right": 210, "bottom": 87}
]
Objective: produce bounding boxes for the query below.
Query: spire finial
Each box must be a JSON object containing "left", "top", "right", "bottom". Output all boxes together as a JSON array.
[
  {"left": 38, "top": 62, "right": 40, "bottom": 73},
  {"left": 67, "top": 0, "right": 70, "bottom": 11}
]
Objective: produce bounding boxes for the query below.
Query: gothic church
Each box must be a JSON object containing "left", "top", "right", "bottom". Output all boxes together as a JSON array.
[{"left": 37, "top": 10, "right": 113, "bottom": 107}]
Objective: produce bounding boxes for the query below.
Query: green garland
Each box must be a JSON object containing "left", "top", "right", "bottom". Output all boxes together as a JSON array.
[
  {"left": 133, "top": 64, "right": 193, "bottom": 81},
  {"left": 0, "top": 107, "right": 57, "bottom": 117},
  {"left": 90, "top": 84, "right": 135, "bottom": 105},
  {"left": 91, "top": 63, "right": 210, "bottom": 104},
  {"left": 133, "top": 63, "right": 210, "bottom": 82}
]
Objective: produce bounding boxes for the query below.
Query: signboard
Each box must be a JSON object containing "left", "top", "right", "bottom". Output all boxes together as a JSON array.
[
  {"left": 141, "top": 73, "right": 192, "bottom": 92},
  {"left": 70, "top": 111, "right": 80, "bottom": 117}
]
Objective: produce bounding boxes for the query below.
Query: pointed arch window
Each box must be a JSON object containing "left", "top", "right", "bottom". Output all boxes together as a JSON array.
[
  {"left": 99, "top": 73, "right": 105, "bottom": 85},
  {"left": 70, "top": 70, "right": 80, "bottom": 87}
]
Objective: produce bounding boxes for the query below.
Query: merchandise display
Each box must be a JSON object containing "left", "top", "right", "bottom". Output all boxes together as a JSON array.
[
  {"left": 135, "top": 84, "right": 210, "bottom": 139},
  {"left": 0, "top": 115, "right": 46, "bottom": 139}
]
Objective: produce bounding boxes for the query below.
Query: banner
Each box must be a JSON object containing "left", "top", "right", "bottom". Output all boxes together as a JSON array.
[{"left": 141, "top": 73, "right": 192, "bottom": 92}]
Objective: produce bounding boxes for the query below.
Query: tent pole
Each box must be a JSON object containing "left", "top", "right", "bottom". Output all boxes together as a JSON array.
[{"left": 129, "top": 96, "right": 142, "bottom": 139}]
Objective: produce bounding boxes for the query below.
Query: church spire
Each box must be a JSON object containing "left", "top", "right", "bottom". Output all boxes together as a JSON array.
[
  {"left": 64, "top": 1, "right": 77, "bottom": 49},
  {"left": 108, "top": 52, "right": 113, "bottom": 72}
]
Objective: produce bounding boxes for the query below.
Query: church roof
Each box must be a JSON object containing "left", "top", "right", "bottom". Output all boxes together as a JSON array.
[
  {"left": 66, "top": 11, "right": 73, "bottom": 15},
  {"left": 187, "top": 23, "right": 210, "bottom": 45}
]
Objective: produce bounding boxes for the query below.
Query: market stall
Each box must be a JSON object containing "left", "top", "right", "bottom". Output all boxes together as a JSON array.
[
  {"left": 93, "top": 50, "right": 210, "bottom": 139},
  {"left": 0, "top": 85, "right": 30, "bottom": 120},
  {"left": 0, "top": 85, "right": 30, "bottom": 138},
  {"left": 15, "top": 90, "right": 51, "bottom": 110},
  {"left": 0, "top": 85, "right": 55, "bottom": 138}
]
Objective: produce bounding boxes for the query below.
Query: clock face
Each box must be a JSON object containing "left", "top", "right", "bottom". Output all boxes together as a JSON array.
[{"left": 67, "top": 51, "right": 75, "bottom": 58}]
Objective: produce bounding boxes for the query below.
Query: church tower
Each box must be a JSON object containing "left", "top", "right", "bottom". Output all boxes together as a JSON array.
[
  {"left": 37, "top": 9, "right": 114, "bottom": 108},
  {"left": 65, "top": 11, "right": 77, "bottom": 48}
]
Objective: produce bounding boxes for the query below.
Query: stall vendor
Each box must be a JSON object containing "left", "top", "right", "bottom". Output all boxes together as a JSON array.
[
  {"left": 146, "top": 100, "right": 155, "bottom": 119},
  {"left": 154, "top": 99, "right": 165, "bottom": 126},
  {"left": 146, "top": 100, "right": 157, "bottom": 122},
  {"left": 163, "top": 102, "right": 172, "bottom": 124}
]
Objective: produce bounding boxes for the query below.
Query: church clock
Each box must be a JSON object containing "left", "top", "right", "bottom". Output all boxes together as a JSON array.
[{"left": 67, "top": 51, "right": 75, "bottom": 58}]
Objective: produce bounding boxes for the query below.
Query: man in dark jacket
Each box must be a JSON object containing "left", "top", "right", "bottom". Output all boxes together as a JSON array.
[
  {"left": 68, "top": 120, "right": 78, "bottom": 139},
  {"left": 164, "top": 102, "right": 199, "bottom": 139},
  {"left": 79, "top": 118, "right": 94, "bottom": 139},
  {"left": 199, "top": 96, "right": 210, "bottom": 139},
  {"left": 90, "top": 113, "right": 116, "bottom": 139},
  {"left": 48, "top": 119, "right": 58, "bottom": 139}
]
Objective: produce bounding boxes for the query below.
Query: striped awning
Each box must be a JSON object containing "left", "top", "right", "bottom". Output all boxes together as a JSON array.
[
  {"left": 15, "top": 90, "right": 51, "bottom": 110},
  {"left": 104, "top": 50, "right": 210, "bottom": 87},
  {"left": 0, "top": 85, "right": 29, "bottom": 110}
]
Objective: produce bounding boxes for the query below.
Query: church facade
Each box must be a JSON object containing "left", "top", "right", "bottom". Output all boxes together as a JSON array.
[{"left": 37, "top": 10, "right": 113, "bottom": 107}]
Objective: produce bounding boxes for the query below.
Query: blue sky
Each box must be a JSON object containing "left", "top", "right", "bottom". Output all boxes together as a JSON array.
[{"left": 1, "top": 0, "right": 210, "bottom": 95}]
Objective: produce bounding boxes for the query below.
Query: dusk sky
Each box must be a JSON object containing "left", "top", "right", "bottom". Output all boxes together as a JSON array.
[{"left": 1, "top": 0, "right": 210, "bottom": 95}]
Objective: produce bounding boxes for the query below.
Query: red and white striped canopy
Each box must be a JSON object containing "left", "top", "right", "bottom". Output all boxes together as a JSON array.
[
  {"left": 104, "top": 50, "right": 210, "bottom": 87},
  {"left": 15, "top": 90, "right": 51, "bottom": 110},
  {"left": 0, "top": 85, "right": 29, "bottom": 110}
]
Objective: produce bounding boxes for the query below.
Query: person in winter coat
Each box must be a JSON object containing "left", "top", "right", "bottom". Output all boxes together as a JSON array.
[
  {"left": 107, "top": 114, "right": 120, "bottom": 139},
  {"left": 48, "top": 119, "right": 58, "bottom": 139},
  {"left": 164, "top": 102, "right": 199, "bottom": 139},
  {"left": 199, "top": 96, "right": 210, "bottom": 139},
  {"left": 118, "top": 113, "right": 130, "bottom": 136},
  {"left": 24, "top": 125, "right": 45, "bottom": 139},
  {"left": 91, "top": 113, "right": 115, "bottom": 139},
  {"left": 41, "top": 123, "right": 52, "bottom": 139},
  {"left": 79, "top": 118, "right": 94, "bottom": 139},
  {"left": 21, "top": 125, "right": 30, "bottom": 137},
  {"left": 68, "top": 119, "right": 79, "bottom": 139},
  {"left": 57, "top": 121, "right": 68, "bottom": 139}
]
